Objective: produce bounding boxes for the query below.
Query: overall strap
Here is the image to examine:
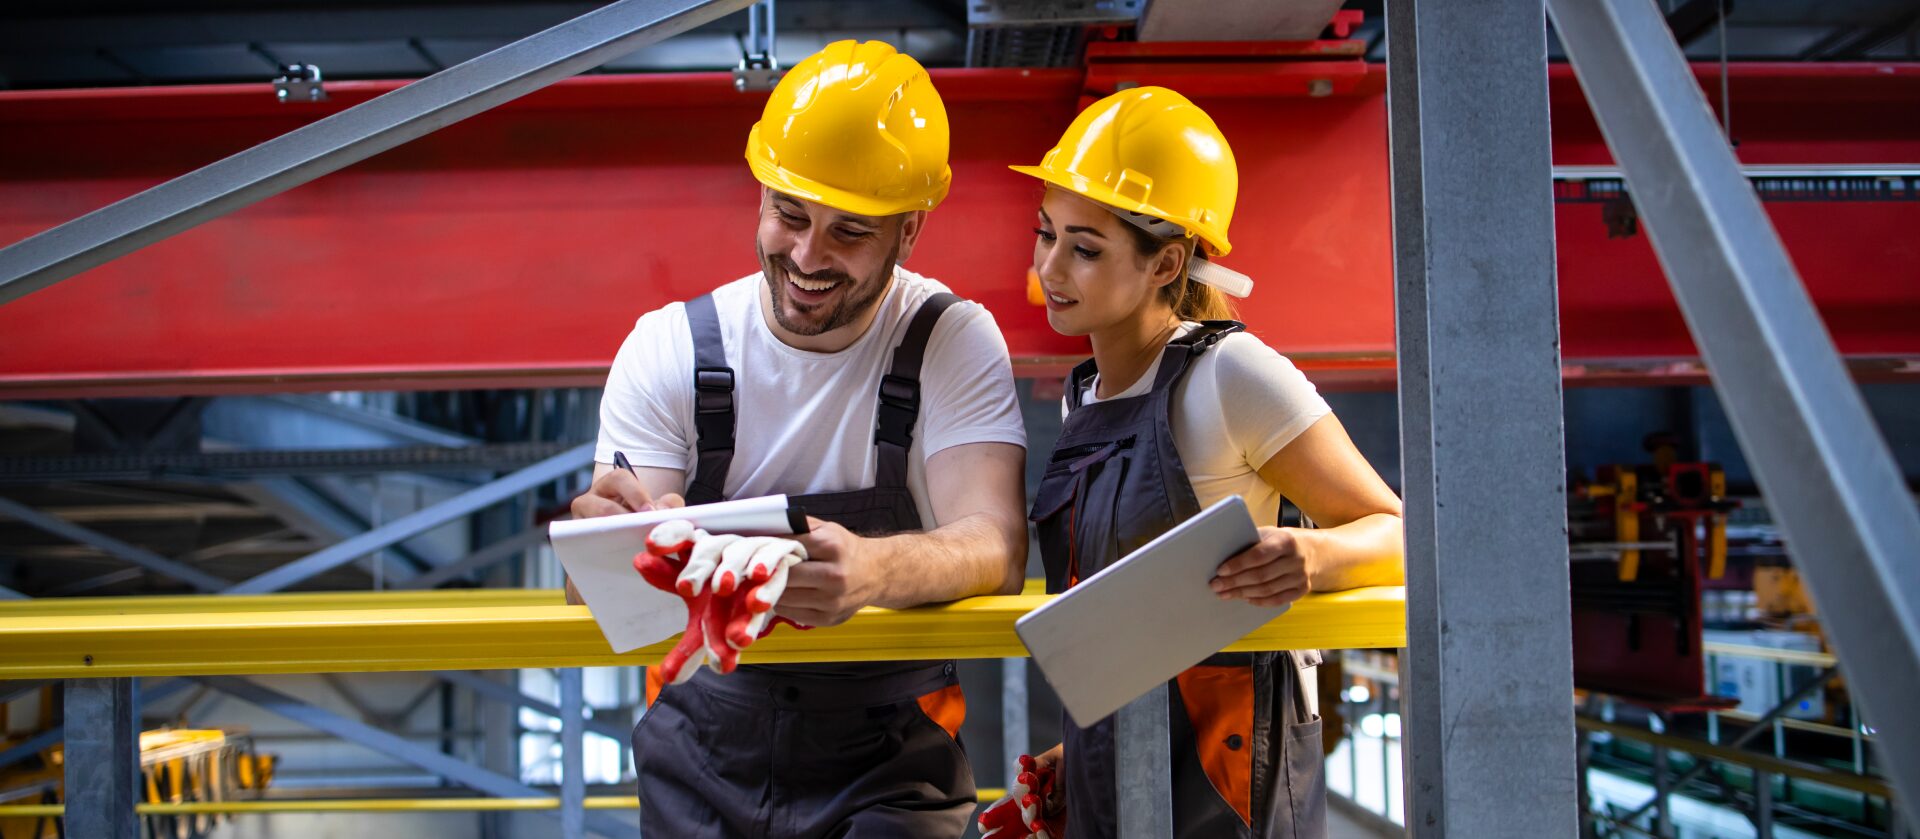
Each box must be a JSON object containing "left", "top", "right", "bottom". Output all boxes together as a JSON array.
[
  {"left": 683, "top": 294, "right": 735, "bottom": 505},
  {"left": 1148, "top": 320, "right": 1246, "bottom": 392},
  {"left": 1064, "top": 357, "right": 1100, "bottom": 412},
  {"left": 874, "top": 292, "right": 963, "bottom": 489}
]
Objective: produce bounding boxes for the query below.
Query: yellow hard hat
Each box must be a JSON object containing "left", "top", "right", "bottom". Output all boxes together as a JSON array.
[
  {"left": 745, "top": 40, "right": 951, "bottom": 217},
  {"left": 1011, "top": 86, "right": 1237, "bottom": 256}
]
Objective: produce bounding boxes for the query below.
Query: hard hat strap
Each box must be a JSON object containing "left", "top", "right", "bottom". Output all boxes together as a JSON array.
[
  {"left": 1188, "top": 256, "right": 1254, "bottom": 298},
  {"left": 1100, "top": 203, "right": 1251, "bottom": 298},
  {"left": 1105, "top": 205, "right": 1190, "bottom": 242}
]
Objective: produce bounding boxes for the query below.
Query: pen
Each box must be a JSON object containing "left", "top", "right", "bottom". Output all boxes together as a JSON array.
[{"left": 612, "top": 450, "right": 639, "bottom": 479}]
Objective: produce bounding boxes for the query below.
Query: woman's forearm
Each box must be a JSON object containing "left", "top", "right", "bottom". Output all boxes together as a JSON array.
[{"left": 1296, "top": 512, "right": 1405, "bottom": 591}]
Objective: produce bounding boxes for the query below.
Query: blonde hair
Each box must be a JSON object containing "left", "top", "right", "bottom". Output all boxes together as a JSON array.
[{"left": 1124, "top": 225, "right": 1235, "bottom": 322}]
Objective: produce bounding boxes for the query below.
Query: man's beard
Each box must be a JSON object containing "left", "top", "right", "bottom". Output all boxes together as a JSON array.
[{"left": 758, "top": 240, "right": 900, "bottom": 337}]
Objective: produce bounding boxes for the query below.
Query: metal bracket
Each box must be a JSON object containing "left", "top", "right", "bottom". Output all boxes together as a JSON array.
[
  {"left": 967, "top": 0, "right": 1143, "bottom": 27},
  {"left": 273, "top": 64, "right": 328, "bottom": 104},
  {"left": 733, "top": 0, "right": 781, "bottom": 92}
]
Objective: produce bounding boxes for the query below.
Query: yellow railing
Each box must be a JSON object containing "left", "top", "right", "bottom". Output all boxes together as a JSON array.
[{"left": 0, "top": 587, "right": 1406, "bottom": 679}]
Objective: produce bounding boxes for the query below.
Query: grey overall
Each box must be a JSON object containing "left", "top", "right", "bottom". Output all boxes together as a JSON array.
[
  {"left": 633, "top": 291, "right": 977, "bottom": 838},
  {"left": 1029, "top": 321, "right": 1327, "bottom": 839}
]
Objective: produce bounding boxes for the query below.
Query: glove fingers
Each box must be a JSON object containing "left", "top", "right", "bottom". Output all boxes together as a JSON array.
[
  {"left": 633, "top": 552, "right": 681, "bottom": 592},
  {"left": 646, "top": 520, "right": 698, "bottom": 555},
  {"left": 977, "top": 795, "right": 1026, "bottom": 837},
  {"left": 730, "top": 601, "right": 777, "bottom": 649},
  {"left": 714, "top": 537, "right": 777, "bottom": 596},
  {"left": 701, "top": 594, "right": 740, "bottom": 673},
  {"left": 744, "top": 560, "right": 794, "bottom": 613},
  {"left": 678, "top": 532, "right": 737, "bottom": 596},
  {"left": 669, "top": 645, "right": 707, "bottom": 684},
  {"left": 746, "top": 539, "right": 804, "bottom": 584}
]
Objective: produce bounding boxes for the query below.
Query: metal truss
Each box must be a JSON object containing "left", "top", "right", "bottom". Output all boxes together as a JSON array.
[
  {"left": 1549, "top": 0, "right": 1920, "bottom": 816},
  {"left": 222, "top": 442, "right": 590, "bottom": 594},
  {"left": 0, "top": 0, "right": 755, "bottom": 304}
]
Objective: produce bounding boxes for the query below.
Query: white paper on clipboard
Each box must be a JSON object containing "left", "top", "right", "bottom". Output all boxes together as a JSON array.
[
  {"left": 549, "top": 494, "right": 804, "bottom": 653},
  {"left": 1015, "top": 495, "right": 1287, "bottom": 726}
]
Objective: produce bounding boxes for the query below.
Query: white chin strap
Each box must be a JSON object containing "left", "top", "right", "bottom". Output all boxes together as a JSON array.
[
  {"left": 1104, "top": 206, "right": 1254, "bottom": 299},
  {"left": 1188, "top": 258, "right": 1253, "bottom": 298}
]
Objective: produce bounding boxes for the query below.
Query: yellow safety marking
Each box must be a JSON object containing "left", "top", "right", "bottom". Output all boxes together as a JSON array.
[
  {"left": 1615, "top": 471, "right": 1640, "bottom": 582},
  {"left": 1708, "top": 467, "right": 1728, "bottom": 579},
  {"left": 0, "top": 588, "right": 1404, "bottom": 679}
]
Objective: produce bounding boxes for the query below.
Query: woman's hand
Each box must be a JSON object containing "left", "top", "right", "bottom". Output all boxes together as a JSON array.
[
  {"left": 1210, "top": 526, "right": 1311, "bottom": 607},
  {"left": 1033, "top": 742, "right": 1066, "bottom": 816}
]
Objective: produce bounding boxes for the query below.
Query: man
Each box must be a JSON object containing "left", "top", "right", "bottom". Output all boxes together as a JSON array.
[{"left": 568, "top": 40, "right": 1029, "bottom": 837}]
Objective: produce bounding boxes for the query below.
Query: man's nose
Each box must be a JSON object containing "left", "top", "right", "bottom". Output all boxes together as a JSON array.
[{"left": 787, "top": 226, "right": 838, "bottom": 276}]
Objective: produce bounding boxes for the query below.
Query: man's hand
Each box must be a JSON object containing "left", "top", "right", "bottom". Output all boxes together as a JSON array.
[
  {"left": 776, "top": 518, "right": 883, "bottom": 627},
  {"left": 564, "top": 463, "right": 685, "bottom": 604},
  {"left": 1210, "top": 526, "right": 1311, "bottom": 608},
  {"left": 570, "top": 468, "right": 684, "bottom": 520}
]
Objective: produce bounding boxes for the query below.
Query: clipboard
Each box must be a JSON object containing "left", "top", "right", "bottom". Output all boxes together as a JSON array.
[
  {"left": 1015, "top": 495, "right": 1286, "bottom": 726},
  {"left": 548, "top": 494, "right": 805, "bottom": 653}
]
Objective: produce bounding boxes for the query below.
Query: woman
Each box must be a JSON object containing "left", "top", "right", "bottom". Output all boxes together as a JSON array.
[{"left": 1002, "top": 87, "right": 1406, "bottom": 838}]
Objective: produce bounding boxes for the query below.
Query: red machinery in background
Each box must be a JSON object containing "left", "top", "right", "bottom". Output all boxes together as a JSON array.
[
  {"left": 0, "top": 40, "right": 1916, "bottom": 398},
  {"left": 1570, "top": 434, "right": 1745, "bottom": 707}
]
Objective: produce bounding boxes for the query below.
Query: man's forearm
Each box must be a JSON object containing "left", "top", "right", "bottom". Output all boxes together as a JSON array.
[{"left": 867, "top": 512, "right": 1027, "bottom": 609}]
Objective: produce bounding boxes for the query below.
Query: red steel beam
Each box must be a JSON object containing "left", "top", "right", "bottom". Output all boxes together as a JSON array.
[{"left": 0, "top": 62, "right": 1915, "bottom": 398}]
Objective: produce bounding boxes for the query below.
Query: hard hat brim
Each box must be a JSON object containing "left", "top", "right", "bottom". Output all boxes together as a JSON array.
[{"left": 1009, "top": 164, "right": 1232, "bottom": 256}]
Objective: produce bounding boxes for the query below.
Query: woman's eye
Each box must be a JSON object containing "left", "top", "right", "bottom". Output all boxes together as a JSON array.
[
  {"left": 1033, "top": 227, "right": 1056, "bottom": 242},
  {"left": 1074, "top": 246, "right": 1100, "bottom": 259}
]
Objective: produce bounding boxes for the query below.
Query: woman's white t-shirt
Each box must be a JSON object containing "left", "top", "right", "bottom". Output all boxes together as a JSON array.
[{"left": 1076, "top": 323, "right": 1331, "bottom": 526}]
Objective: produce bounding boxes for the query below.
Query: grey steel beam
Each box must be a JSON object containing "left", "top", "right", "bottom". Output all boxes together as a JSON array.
[
  {"left": 1388, "top": 0, "right": 1578, "bottom": 836},
  {"left": 0, "top": 0, "right": 754, "bottom": 305},
  {"left": 560, "top": 667, "right": 586, "bottom": 839},
  {"left": 0, "top": 496, "right": 228, "bottom": 591},
  {"left": 233, "top": 478, "right": 435, "bottom": 581},
  {"left": 0, "top": 442, "right": 574, "bottom": 484},
  {"left": 1548, "top": 0, "right": 1920, "bottom": 815},
  {"left": 45, "top": 528, "right": 308, "bottom": 596},
  {"left": 439, "top": 669, "right": 627, "bottom": 742},
  {"left": 1001, "top": 658, "right": 1029, "bottom": 788},
  {"left": 205, "top": 395, "right": 476, "bottom": 450},
  {"left": 197, "top": 675, "right": 633, "bottom": 838},
  {"left": 1115, "top": 685, "right": 1173, "bottom": 838},
  {"left": 224, "top": 442, "right": 592, "bottom": 593},
  {"left": 0, "top": 583, "right": 23, "bottom": 600},
  {"left": 398, "top": 526, "right": 552, "bottom": 590},
  {"left": 63, "top": 679, "right": 139, "bottom": 839}
]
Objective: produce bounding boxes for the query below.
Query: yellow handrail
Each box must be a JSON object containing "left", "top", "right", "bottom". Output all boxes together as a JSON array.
[
  {"left": 0, "top": 790, "right": 1012, "bottom": 816},
  {"left": 0, "top": 587, "right": 1406, "bottom": 679}
]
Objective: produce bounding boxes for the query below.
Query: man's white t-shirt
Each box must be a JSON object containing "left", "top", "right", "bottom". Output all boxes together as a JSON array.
[
  {"left": 1077, "top": 324, "right": 1331, "bottom": 527},
  {"left": 597, "top": 267, "right": 1027, "bottom": 527}
]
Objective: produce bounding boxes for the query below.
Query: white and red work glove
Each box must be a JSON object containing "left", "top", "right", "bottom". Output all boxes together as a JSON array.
[
  {"left": 633, "top": 521, "right": 810, "bottom": 684},
  {"left": 978, "top": 753, "right": 1063, "bottom": 839}
]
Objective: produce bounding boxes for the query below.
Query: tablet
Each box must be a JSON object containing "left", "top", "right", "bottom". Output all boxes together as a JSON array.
[{"left": 1015, "top": 495, "right": 1284, "bottom": 727}]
